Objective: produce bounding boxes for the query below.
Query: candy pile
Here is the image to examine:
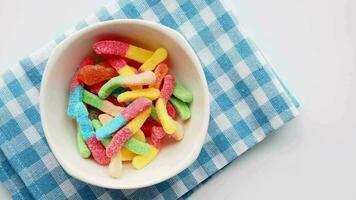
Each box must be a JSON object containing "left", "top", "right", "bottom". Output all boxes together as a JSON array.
[{"left": 67, "top": 40, "right": 193, "bottom": 178}]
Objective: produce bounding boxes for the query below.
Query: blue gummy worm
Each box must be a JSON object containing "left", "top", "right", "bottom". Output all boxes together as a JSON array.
[
  {"left": 75, "top": 102, "right": 94, "bottom": 140},
  {"left": 96, "top": 115, "right": 126, "bottom": 140},
  {"left": 67, "top": 86, "right": 83, "bottom": 119}
]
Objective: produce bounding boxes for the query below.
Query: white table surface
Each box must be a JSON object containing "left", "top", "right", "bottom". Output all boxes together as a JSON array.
[{"left": 1, "top": 0, "right": 356, "bottom": 199}]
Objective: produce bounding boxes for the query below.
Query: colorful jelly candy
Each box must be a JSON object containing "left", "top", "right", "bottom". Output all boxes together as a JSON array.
[
  {"left": 93, "top": 40, "right": 153, "bottom": 63},
  {"left": 79, "top": 65, "right": 118, "bottom": 86},
  {"left": 67, "top": 40, "right": 193, "bottom": 178},
  {"left": 96, "top": 98, "right": 152, "bottom": 140},
  {"left": 106, "top": 108, "right": 151, "bottom": 157}
]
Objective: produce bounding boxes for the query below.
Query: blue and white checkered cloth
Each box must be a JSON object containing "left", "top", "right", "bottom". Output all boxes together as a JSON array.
[{"left": 0, "top": 0, "right": 299, "bottom": 199}]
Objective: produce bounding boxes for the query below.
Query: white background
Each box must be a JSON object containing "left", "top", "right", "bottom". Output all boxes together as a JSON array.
[{"left": 1, "top": 0, "right": 356, "bottom": 199}]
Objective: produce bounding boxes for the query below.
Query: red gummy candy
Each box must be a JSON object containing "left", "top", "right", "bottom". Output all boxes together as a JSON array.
[
  {"left": 106, "top": 127, "right": 133, "bottom": 157},
  {"left": 160, "top": 75, "right": 175, "bottom": 102},
  {"left": 149, "top": 126, "right": 166, "bottom": 149},
  {"left": 106, "top": 96, "right": 126, "bottom": 107},
  {"left": 93, "top": 40, "right": 129, "bottom": 56},
  {"left": 166, "top": 101, "right": 177, "bottom": 119},
  {"left": 79, "top": 56, "right": 95, "bottom": 68},
  {"left": 141, "top": 122, "right": 156, "bottom": 137},
  {"left": 106, "top": 57, "right": 127, "bottom": 70},
  {"left": 79, "top": 65, "right": 118, "bottom": 86},
  {"left": 86, "top": 136, "right": 110, "bottom": 165},
  {"left": 88, "top": 82, "right": 105, "bottom": 94}
]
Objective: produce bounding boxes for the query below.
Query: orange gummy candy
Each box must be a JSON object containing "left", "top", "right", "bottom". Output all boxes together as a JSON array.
[{"left": 79, "top": 65, "right": 118, "bottom": 86}]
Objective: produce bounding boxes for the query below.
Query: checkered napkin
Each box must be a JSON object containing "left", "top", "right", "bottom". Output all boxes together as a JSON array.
[{"left": 0, "top": 0, "right": 299, "bottom": 199}]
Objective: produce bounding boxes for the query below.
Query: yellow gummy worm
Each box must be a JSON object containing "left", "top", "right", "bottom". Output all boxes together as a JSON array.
[
  {"left": 126, "top": 45, "right": 154, "bottom": 63},
  {"left": 117, "top": 88, "right": 160, "bottom": 102},
  {"left": 132, "top": 145, "right": 159, "bottom": 169},
  {"left": 126, "top": 108, "right": 151, "bottom": 133},
  {"left": 121, "top": 147, "right": 136, "bottom": 161},
  {"left": 139, "top": 48, "right": 168, "bottom": 72},
  {"left": 156, "top": 98, "right": 176, "bottom": 134}
]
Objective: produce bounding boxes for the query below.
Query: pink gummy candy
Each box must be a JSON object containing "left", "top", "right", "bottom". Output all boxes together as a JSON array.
[
  {"left": 106, "top": 127, "right": 133, "bottom": 157},
  {"left": 160, "top": 75, "right": 175, "bottom": 102},
  {"left": 121, "top": 98, "right": 152, "bottom": 121},
  {"left": 106, "top": 57, "right": 127, "bottom": 71},
  {"left": 93, "top": 40, "right": 129, "bottom": 57},
  {"left": 86, "top": 136, "right": 110, "bottom": 165},
  {"left": 141, "top": 121, "right": 156, "bottom": 137},
  {"left": 166, "top": 101, "right": 177, "bottom": 119},
  {"left": 149, "top": 126, "right": 166, "bottom": 149},
  {"left": 79, "top": 56, "right": 95, "bottom": 68}
]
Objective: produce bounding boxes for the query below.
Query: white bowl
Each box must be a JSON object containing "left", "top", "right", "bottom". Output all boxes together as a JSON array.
[{"left": 40, "top": 19, "right": 210, "bottom": 189}]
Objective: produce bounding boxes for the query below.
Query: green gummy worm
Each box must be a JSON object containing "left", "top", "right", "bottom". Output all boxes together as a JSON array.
[
  {"left": 83, "top": 90, "right": 104, "bottom": 109},
  {"left": 98, "top": 77, "right": 123, "bottom": 99},
  {"left": 124, "top": 138, "right": 150, "bottom": 156},
  {"left": 173, "top": 81, "right": 193, "bottom": 103},
  {"left": 169, "top": 96, "right": 191, "bottom": 121},
  {"left": 150, "top": 105, "right": 158, "bottom": 121},
  {"left": 77, "top": 128, "right": 91, "bottom": 158}
]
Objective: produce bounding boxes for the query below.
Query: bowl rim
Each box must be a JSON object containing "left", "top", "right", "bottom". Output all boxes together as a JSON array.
[{"left": 40, "top": 19, "right": 210, "bottom": 189}]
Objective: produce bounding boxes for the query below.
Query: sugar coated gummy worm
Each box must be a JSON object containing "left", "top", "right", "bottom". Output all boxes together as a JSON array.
[
  {"left": 99, "top": 113, "right": 146, "bottom": 143},
  {"left": 132, "top": 145, "right": 159, "bottom": 169},
  {"left": 109, "top": 152, "right": 122, "bottom": 178},
  {"left": 96, "top": 98, "right": 152, "bottom": 140},
  {"left": 173, "top": 81, "right": 193, "bottom": 103},
  {"left": 139, "top": 48, "right": 168, "bottom": 72},
  {"left": 83, "top": 90, "right": 124, "bottom": 116},
  {"left": 98, "top": 71, "right": 156, "bottom": 99},
  {"left": 149, "top": 63, "right": 169, "bottom": 89},
  {"left": 67, "top": 86, "right": 84, "bottom": 119},
  {"left": 106, "top": 57, "right": 141, "bottom": 90},
  {"left": 169, "top": 96, "right": 191, "bottom": 121},
  {"left": 75, "top": 103, "right": 110, "bottom": 165},
  {"left": 117, "top": 88, "right": 160, "bottom": 102},
  {"left": 76, "top": 127, "right": 91, "bottom": 158},
  {"left": 97, "top": 114, "right": 144, "bottom": 161},
  {"left": 86, "top": 136, "right": 111, "bottom": 165},
  {"left": 75, "top": 102, "right": 95, "bottom": 140},
  {"left": 93, "top": 40, "right": 153, "bottom": 63},
  {"left": 160, "top": 75, "right": 175, "bottom": 103},
  {"left": 99, "top": 113, "right": 150, "bottom": 156},
  {"left": 79, "top": 65, "right": 117, "bottom": 86},
  {"left": 156, "top": 98, "right": 176, "bottom": 134},
  {"left": 106, "top": 108, "right": 151, "bottom": 157},
  {"left": 149, "top": 126, "right": 166, "bottom": 149}
]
